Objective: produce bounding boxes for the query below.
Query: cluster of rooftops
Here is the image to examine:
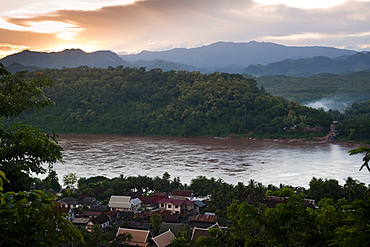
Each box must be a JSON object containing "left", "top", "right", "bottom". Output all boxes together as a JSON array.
[
  {"left": 57, "top": 189, "right": 316, "bottom": 246},
  {"left": 57, "top": 190, "right": 218, "bottom": 246}
]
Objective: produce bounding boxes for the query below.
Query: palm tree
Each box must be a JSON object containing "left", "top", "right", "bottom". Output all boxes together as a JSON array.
[
  {"left": 344, "top": 177, "right": 356, "bottom": 202},
  {"left": 234, "top": 182, "right": 248, "bottom": 202}
]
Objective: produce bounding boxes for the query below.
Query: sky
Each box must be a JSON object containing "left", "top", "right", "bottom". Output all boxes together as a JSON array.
[{"left": 1, "top": 0, "right": 370, "bottom": 58}]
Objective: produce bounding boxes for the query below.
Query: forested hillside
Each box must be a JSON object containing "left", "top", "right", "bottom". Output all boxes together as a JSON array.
[
  {"left": 335, "top": 99, "right": 370, "bottom": 140},
  {"left": 254, "top": 71, "right": 370, "bottom": 106},
  {"left": 16, "top": 66, "right": 332, "bottom": 137}
]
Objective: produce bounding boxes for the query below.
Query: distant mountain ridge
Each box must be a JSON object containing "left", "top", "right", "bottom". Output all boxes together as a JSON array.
[
  {"left": 120, "top": 41, "right": 357, "bottom": 68},
  {"left": 0, "top": 41, "right": 360, "bottom": 74},
  {"left": 244, "top": 52, "right": 370, "bottom": 77},
  {"left": 0, "top": 49, "right": 129, "bottom": 69}
]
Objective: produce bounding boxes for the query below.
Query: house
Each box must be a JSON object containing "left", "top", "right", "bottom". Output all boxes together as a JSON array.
[
  {"left": 106, "top": 210, "right": 118, "bottom": 222},
  {"left": 157, "top": 198, "right": 194, "bottom": 214},
  {"left": 86, "top": 213, "right": 111, "bottom": 231},
  {"left": 191, "top": 227, "right": 212, "bottom": 243},
  {"left": 67, "top": 207, "right": 82, "bottom": 221},
  {"left": 162, "top": 214, "right": 184, "bottom": 223},
  {"left": 71, "top": 217, "right": 91, "bottom": 229},
  {"left": 80, "top": 210, "right": 104, "bottom": 219},
  {"left": 90, "top": 204, "right": 108, "bottom": 212},
  {"left": 140, "top": 209, "right": 171, "bottom": 222},
  {"left": 152, "top": 230, "right": 175, "bottom": 247},
  {"left": 191, "top": 223, "right": 224, "bottom": 243},
  {"left": 193, "top": 200, "right": 207, "bottom": 214},
  {"left": 108, "top": 196, "right": 132, "bottom": 211},
  {"left": 115, "top": 227, "right": 150, "bottom": 247},
  {"left": 169, "top": 190, "right": 193, "bottom": 200},
  {"left": 116, "top": 210, "right": 136, "bottom": 224},
  {"left": 131, "top": 197, "right": 142, "bottom": 211},
  {"left": 159, "top": 222, "right": 189, "bottom": 237},
  {"left": 76, "top": 196, "right": 99, "bottom": 208},
  {"left": 58, "top": 197, "right": 78, "bottom": 209},
  {"left": 190, "top": 213, "right": 217, "bottom": 228}
]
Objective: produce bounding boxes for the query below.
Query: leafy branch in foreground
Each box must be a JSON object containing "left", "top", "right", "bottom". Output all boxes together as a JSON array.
[
  {"left": 348, "top": 144, "right": 370, "bottom": 171},
  {"left": 0, "top": 64, "right": 84, "bottom": 245}
]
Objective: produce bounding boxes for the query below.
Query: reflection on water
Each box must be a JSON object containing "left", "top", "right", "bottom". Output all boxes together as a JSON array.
[{"left": 48, "top": 134, "right": 369, "bottom": 188}]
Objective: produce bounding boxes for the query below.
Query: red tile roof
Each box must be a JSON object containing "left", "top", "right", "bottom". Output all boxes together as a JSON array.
[
  {"left": 158, "top": 198, "right": 192, "bottom": 205},
  {"left": 116, "top": 227, "right": 150, "bottom": 247},
  {"left": 152, "top": 230, "right": 175, "bottom": 247},
  {"left": 193, "top": 214, "right": 217, "bottom": 223}
]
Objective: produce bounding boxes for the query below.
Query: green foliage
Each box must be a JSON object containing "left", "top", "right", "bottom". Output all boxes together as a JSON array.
[
  {"left": 308, "top": 177, "right": 343, "bottom": 202},
  {"left": 0, "top": 65, "right": 84, "bottom": 245},
  {"left": 264, "top": 193, "right": 321, "bottom": 246},
  {"left": 335, "top": 101, "right": 370, "bottom": 140},
  {"left": 188, "top": 176, "right": 218, "bottom": 196},
  {"left": 0, "top": 63, "right": 54, "bottom": 118},
  {"left": 0, "top": 123, "right": 63, "bottom": 191},
  {"left": 226, "top": 202, "right": 265, "bottom": 244},
  {"left": 330, "top": 198, "right": 370, "bottom": 246},
  {"left": 0, "top": 190, "right": 84, "bottom": 246},
  {"left": 348, "top": 144, "right": 370, "bottom": 171},
  {"left": 171, "top": 236, "right": 191, "bottom": 247},
  {"left": 63, "top": 172, "right": 78, "bottom": 189},
  {"left": 33, "top": 170, "right": 62, "bottom": 192},
  {"left": 10, "top": 66, "right": 332, "bottom": 137},
  {"left": 0, "top": 170, "right": 9, "bottom": 191},
  {"left": 0, "top": 63, "right": 62, "bottom": 192},
  {"left": 150, "top": 213, "right": 162, "bottom": 236},
  {"left": 256, "top": 71, "right": 370, "bottom": 105}
]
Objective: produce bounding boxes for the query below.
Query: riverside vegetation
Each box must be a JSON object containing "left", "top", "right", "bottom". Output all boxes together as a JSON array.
[
  {"left": 1, "top": 63, "right": 370, "bottom": 246},
  {"left": 10, "top": 65, "right": 370, "bottom": 141}
]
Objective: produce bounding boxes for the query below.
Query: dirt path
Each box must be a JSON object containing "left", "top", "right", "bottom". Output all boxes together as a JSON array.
[{"left": 322, "top": 123, "right": 336, "bottom": 143}]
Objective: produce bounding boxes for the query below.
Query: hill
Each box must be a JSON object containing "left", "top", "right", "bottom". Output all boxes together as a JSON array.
[
  {"left": 255, "top": 70, "right": 370, "bottom": 110},
  {"left": 244, "top": 52, "right": 370, "bottom": 77},
  {"left": 1, "top": 41, "right": 357, "bottom": 73},
  {"left": 120, "top": 41, "right": 356, "bottom": 68},
  {"left": 0, "top": 49, "right": 130, "bottom": 69},
  {"left": 12, "top": 67, "right": 332, "bottom": 137}
]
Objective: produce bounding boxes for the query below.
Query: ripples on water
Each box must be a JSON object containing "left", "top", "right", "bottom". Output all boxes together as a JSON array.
[{"left": 49, "top": 134, "right": 369, "bottom": 188}]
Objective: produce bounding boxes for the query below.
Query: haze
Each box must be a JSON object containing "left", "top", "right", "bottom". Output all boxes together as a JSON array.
[{"left": 1, "top": 0, "right": 370, "bottom": 58}]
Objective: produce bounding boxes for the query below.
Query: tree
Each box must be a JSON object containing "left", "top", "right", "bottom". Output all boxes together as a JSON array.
[
  {"left": 308, "top": 177, "right": 343, "bottom": 202},
  {"left": 330, "top": 198, "right": 370, "bottom": 246},
  {"left": 63, "top": 173, "right": 78, "bottom": 189},
  {"left": 150, "top": 213, "right": 163, "bottom": 236},
  {"left": 171, "top": 236, "right": 191, "bottom": 247},
  {"left": 0, "top": 64, "right": 62, "bottom": 192},
  {"left": 348, "top": 145, "right": 370, "bottom": 172},
  {"left": 343, "top": 177, "right": 367, "bottom": 202},
  {"left": 34, "top": 170, "right": 62, "bottom": 192},
  {"left": 0, "top": 65, "right": 84, "bottom": 245},
  {"left": 264, "top": 193, "right": 320, "bottom": 246},
  {"left": 0, "top": 190, "right": 84, "bottom": 246}
]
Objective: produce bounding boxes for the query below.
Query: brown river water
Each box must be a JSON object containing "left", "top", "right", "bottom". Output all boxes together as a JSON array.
[{"left": 46, "top": 134, "right": 369, "bottom": 188}]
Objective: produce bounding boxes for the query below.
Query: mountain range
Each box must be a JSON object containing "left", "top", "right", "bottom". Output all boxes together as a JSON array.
[
  {"left": 244, "top": 52, "right": 370, "bottom": 77},
  {"left": 2, "top": 41, "right": 368, "bottom": 76}
]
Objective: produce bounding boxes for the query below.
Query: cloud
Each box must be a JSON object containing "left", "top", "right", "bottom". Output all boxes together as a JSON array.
[{"left": 1, "top": 0, "right": 370, "bottom": 57}]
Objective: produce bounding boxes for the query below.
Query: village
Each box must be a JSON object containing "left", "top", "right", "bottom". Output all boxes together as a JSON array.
[
  {"left": 58, "top": 189, "right": 221, "bottom": 246},
  {"left": 57, "top": 187, "right": 318, "bottom": 246}
]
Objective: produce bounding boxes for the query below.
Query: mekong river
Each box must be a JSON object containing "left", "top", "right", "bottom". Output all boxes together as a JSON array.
[{"left": 48, "top": 134, "right": 369, "bottom": 188}]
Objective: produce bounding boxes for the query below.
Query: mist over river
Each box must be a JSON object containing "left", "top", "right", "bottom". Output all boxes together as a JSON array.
[{"left": 47, "top": 134, "right": 370, "bottom": 188}]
